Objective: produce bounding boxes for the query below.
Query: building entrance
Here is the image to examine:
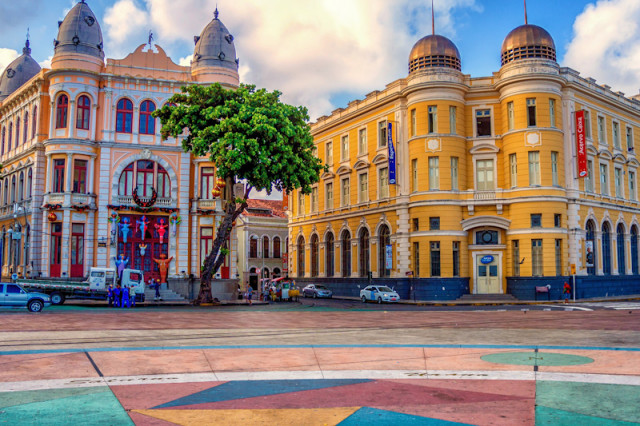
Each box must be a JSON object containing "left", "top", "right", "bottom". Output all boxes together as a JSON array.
[
  {"left": 116, "top": 214, "right": 168, "bottom": 283},
  {"left": 475, "top": 253, "right": 501, "bottom": 294}
]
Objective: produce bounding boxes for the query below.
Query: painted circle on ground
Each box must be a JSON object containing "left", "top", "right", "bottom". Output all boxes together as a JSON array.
[{"left": 481, "top": 352, "right": 594, "bottom": 366}]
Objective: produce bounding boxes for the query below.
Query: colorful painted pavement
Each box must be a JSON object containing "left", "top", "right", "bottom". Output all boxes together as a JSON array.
[{"left": 1, "top": 345, "right": 640, "bottom": 425}]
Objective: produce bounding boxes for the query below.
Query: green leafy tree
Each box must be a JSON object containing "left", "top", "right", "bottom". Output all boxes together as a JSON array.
[{"left": 154, "top": 83, "right": 324, "bottom": 304}]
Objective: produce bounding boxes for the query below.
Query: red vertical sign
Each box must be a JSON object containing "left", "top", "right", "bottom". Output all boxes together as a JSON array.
[{"left": 575, "top": 110, "right": 587, "bottom": 178}]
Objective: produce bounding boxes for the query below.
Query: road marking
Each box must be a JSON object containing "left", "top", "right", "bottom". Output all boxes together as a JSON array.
[
  {"left": 579, "top": 302, "right": 640, "bottom": 310},
  {"left": 537, "top": 304, "right": 593, "bottom": 311}
]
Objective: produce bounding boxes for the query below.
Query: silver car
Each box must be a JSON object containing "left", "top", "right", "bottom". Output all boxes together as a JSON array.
[
  {"left": 302, "top": 284, "right": 333, "bottom": 298},
  {"left": 0, "top": 283, "right": 51, "bottom": 312},
  {"left": 360, "top": 285, "right": 400, "bottom": 303}
]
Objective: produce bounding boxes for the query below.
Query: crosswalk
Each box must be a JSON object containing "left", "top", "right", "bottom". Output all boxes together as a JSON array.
[{"left": 579, "top": 302, "right": 640, "bottom": 310}]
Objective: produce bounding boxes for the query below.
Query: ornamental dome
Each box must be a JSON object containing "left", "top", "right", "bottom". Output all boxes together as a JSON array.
[
  {"left": 52, "top": 0, "right": 104, "bottom": 68},
  {"left": 501, "top": 24, "right": 556, "bottom": 66},
  {"left": 0, "top": 40, "right": 41, "bottom": 102},
  {"left": 409, "top": 34, "right": 461, "bottom": 73},
  {"left": 192, "top": 9, "right": 239, "bottom": 75}
]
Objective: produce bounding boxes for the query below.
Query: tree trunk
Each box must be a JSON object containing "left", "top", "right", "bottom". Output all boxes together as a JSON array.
[{"left": 194, "top": 183, "right": 249, "bottom": 305}]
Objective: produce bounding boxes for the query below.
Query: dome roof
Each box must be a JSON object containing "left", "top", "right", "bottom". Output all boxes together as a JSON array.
[
  {"left": 501, "top": 24, "right": 556, "bottom": 66},
  {"left": 409, "top": 34, "right": 461, "bottom": 73},
  {"left": 53, "top": 1, "right": 104, "bottom": 61},
  {"left": 0, "top": 40, "right": 41, "bottom": 102},
  {"left": 192, "top": 9, "right": 238, "bottom": 73}
]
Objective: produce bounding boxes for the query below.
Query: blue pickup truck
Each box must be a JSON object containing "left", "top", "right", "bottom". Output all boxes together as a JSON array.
[{"left": 0, "top": 282, "right": 51, "bottom": 312}]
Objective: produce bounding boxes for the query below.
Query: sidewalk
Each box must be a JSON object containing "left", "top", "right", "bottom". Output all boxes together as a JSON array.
[{"left": 331, "top": 294, "right": 640, "bottom": 306}]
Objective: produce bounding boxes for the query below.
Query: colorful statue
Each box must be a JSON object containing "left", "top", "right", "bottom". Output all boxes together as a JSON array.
[
  {"left": 119, "top": 217, "right": 131, "bottom": 243},
  {"left": 136, "top": 215, "right": 150, "bottom": 240},
  {"left": 155, "top": 218, "right": 168, "bottom": 244},
  {"left": 169, "top": 213, "right": 181, "bottom": 236},
  {"left": 153, "top": 253, "right": 173, "bottom": 284},
  {"left": 139, "top": 244, "right": 147, "bottom": 257},
  {"left": 113, "top": 254, "right": 129, "bottom": 280},
  {"left": 108, "top": 212, "right": 120, "bottom": 224}
]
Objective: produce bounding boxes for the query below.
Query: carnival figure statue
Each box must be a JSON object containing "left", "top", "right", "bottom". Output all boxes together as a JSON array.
[
  {"left": 119, "top": 217, "right": 131, "bottom": 243},
  {"left": 136, "top": 215, "right": 150, "bottom": 240},
  {"left": 155, "top": 218, "right": 168, "bottom": 244},
  {"left": 113, "top": 254, "right": 129, "bottom": 281},
  {"left": 153, "top": 253, "right": 173, "bottom": 284}
]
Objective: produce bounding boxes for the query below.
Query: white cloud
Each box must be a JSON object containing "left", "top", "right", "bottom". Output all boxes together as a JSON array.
[
  {"left": 0, "top": 48, "right": 19, "bottom": 73},
  {"left": 178, "top": 55, "right": 192, "bottom": 67},
  {"left": 100, "top": 0, "right": 476, "bottom": 118},
  {"left": 39, "top": 55, "right": 52, "bottom": 69},
  {"left": 565, "top": 0, "right": 640, "bottom": 96}
]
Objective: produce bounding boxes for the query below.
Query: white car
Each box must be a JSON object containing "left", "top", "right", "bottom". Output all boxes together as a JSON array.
[{"left": 360, "top": 285, "right": 400, "bottom": 303}]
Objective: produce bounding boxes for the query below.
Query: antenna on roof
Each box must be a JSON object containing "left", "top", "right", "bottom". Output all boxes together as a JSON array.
[
  {"left": 524, "top": 0, "right": 528, "bottom": 25},
  {"left": 431, "top": 0, "right": 435, "bottom": 35}
]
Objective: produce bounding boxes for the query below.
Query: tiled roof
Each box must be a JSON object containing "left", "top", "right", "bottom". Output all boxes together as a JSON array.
[{"left": 242, "top": 199, "right": 286, "bottom": 218}]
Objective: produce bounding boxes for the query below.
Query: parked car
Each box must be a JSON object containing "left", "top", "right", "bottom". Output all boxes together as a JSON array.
[
  {"left": 360, "top": 285, "right": 400, "bottom": 303},
  {"left": 302, "top": 284, "right": 333, "bottom": 299},
  {"left": 0, "top": 283, "right": 51, "bottom": 312}
]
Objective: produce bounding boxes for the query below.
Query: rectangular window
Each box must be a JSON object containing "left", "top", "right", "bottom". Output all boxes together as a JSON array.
[
  {"left": 413, "top": 242, "right": 420, "bottom": 277},
  {"left": 325, "top": 182, "right": 333, "bottom": 209},
  {"left": 551, "top": 151, "right": 559, "bottom": 186},
  {"left": 359, "top": 128, "right": 367, "bottom": 154},
  {"left": 584, "top": 110, "right": 592, "bottom": 138},
  {"left": 600, "top": 163, "right": 609, "bottom": 195},
  {"left": 72, "top": 159, "right": 87, "bottom": 193},
  {"left": 597, "top": 116, "right": 606, "bottom": 143},
  {"left": 449, "top": 106, "right": 457, "bottom": 135},
  {"left": 532, "top": 239, "right": 543, "bottom": 276},
  {"left": 627, "top": 126, "right": 634, "bottom": 153},
  {"left": 476, "top": 109, "right": 491, "bottom": 136},
  {"left": 71, "top": 223, "right": 84, "bottom": 271},
  {"left": 325, "top": 141, "right": 333, "bottom": 166},
  {"left": 378, "top": 121, "right": 387, "bottom": 148},
  {"left": 430, "top": 241, "right": 440, "bottom": 277},
  {"left": 586, "top": 160, "right": 594, "bottom": 192},
  {"left": 428, "top": 106, "right": 437, "bottom": 134},
  {"left": 615, "top": 167, "right": 623, "bottom": 198},
  {"left": 341, "top": 135, "right": 349, "bottom": 161},
  {"left": 531, "top": 213, "right": 542, "bottom": 228},
  {"left": 554, "top": 213, "right": 562, "bottom": 227},
  {"left": 629, "top": 171, "right": 636, "bottom": 201},
  {"left": 527, "top": 98, "right": 537, "bottom": 127},
  {"left": 53, "top": 159, "right": 65, "bottom": 193},
  {"left": 298, "top": 192, "right": 305, "bottom": 215},
  {"left": 555, "top": 239, "right": 562, "bottom": 276},
  {"left": 358, "top": 173, "right": 368, "bottom": 203},
  {"left": 528, "top": 151, "right": 541, "bottom": 186},
  {"left": 549, "top": 99, "right": 556, "bottom": 128},
  {"left": 512, "top": 240, "right": 520, "bottom": 277},
  {"left": 509, "top": 154, "right": 517, "bottom": 187},
  {"left": 507, "top": 101, "right": 514, "bottom": 131},
  {"left": 452, "top": 241, "right": 460, "bottom": 277},
  {"left": 476, "top": 159, "right": 494, "bottom": 191},
  {"left": 341, "top": 177, "right": 350, "bottom": 207},
  {"left": 378, "top": 167, "right": 389, "bottom": 199},
  {"left": 311, "top": 187, "right": 318, "bottom": 212},
  {"left": 410, "top": 109, "right": 416, "bottom": 137},
  {"left": 411, "top": 158, "right": 418, "bottom": 192},
  {"left": 429, "top": 217, "right": 440, "bottom": 230},
  {"left": 428, "top": 157, "right": 439, "bottom": 190},
  {"left": 450, "top": 157, "right": 459, "bottom": 190},
  {"left": 413, "top": 218, "right": 419, "bottom": 231},
  {"left": 200, "top": 167, "right": 215, "bottom": 199},
  {"left": 201, "top": 227, "right": 214, "bottom": 265},
  {"left": 613, "top": 121, "right": 621, "bottom": 149}
]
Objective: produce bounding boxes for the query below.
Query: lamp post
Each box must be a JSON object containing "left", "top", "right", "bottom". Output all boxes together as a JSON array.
[{"left": 12, "top": 203, "right": 29, "bottom": 277}]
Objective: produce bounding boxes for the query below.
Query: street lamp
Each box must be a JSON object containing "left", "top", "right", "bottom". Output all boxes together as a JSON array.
[{"left": 12, "top": 203, "right": 29, "bottom": 277}]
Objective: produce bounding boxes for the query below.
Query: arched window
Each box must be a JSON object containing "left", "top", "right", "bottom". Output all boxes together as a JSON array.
[
  {"left": 118, "top": 162, "right": 134, "bottom": 195},
  {"left": 116, "top": 98, "right": 133, "bottom": 133},
  {"left": 1, "top": 126, "right": 5, "bottom": 155},
  {"left": 249, "top": 236, "right": 258, "bottom": 258},
  {"left": 359, "top": 228, "right": 370, "bottom": 277},
  {"left": 263, "top": 236, "right": 269, "bottom": 259},
  {"left": 617, "top": 223, "right": 626, "bottom": 275},
  {"left": 18, "top": 172, "right": 24, "bottom": 202},
  {"left": 76, "top": 95, "right": 91, "bottom": 130},
  {"left": 297, "top": 235, "right": 305, "bottom": 277},
  {"left": 378, "top": 225, "right": 391, "bottom": 277},
  {"left": 273, "top": 236, "right": 281, "bottom": 258},
  {"left": 136, "top": 160, "right": 154, "bottom": 197},
  {"left": 341, "top": 230, "right": 351, "bottom": 277},
  {"left": 310, "top": 234, "right": 319, "bottom": 277},
  {"left": 263, "top": 268, "right": 269, "bottom": 279},
  {"left": 139, "top": 100, "right": 156, "bottom": 135},
  {"left": 56, "top": 94, "right": 68, "bottom": 129},
  {"left": 631, "top": 226, "right": 639, "bottom": 275},
  {"left": 3, "top": 179, "right": 7, "bottom": 205},
  {"left": 15, "top": 117, "right": 20, "bottom": 147},
  {"left": 23, "top": 112, "right": 28, "bottom": 144},
  {"left": 32, "top": 106, "right": 37, "bottom": 139},
  {"left": 602, "top": 222, "right": 612, "bottom": 275},
  {"left": 586, "top": 220, "right": 597, "bottom": 275},
  {"left": 273, "top": 267, "right": 281, "bottom": 278},
  {"left": 26, "top": 169, "right": 32, "bottom": 199},
  {"left": 8, "top": 122, "right": 13, "bottom": 151},
  {"left": 10, "top": 175, "right": 15, "bottom": 203},
  {"left": 156, "top": 164, "right": 170, "bottom": 198},
  {"left": 325, "top": 232, "right": 334, "bottom": 277}
]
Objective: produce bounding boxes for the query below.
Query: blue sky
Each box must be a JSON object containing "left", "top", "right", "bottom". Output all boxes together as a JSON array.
[{"left": 2, "top": 0, "right": 639, "bottom": 119}]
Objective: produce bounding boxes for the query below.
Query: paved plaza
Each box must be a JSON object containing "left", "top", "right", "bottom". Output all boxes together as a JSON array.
[{"left": 0, "top": 306, "right": 639, "bottom": 425}]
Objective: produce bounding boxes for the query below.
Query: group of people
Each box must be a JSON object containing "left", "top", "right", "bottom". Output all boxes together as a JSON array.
[{"left": 107, "top": 284, "right": 137, "bottom": 308}]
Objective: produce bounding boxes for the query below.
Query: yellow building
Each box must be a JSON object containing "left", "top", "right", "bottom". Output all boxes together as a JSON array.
[{"left": 289, "top": 21, "right": 640, "bottom": 299}]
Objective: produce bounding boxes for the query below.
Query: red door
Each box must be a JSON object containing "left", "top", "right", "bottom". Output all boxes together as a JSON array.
[
  {"left": 220, "top": 237, "right": 230, "bottom": 279},
  {"left": 70, "top": 223, "right": 84, "bottom": 277},
  {"left": 117, "top": 214, "right": 168, "bottom": 283},
  {"left": 50, "top": 222, "right": 62, "bottom": 277}
]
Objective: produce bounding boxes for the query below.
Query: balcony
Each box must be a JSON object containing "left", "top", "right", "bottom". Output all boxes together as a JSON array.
[
  {"left": 474, "top": 191, "right": 496, "bottom": 201},
  {"left": 43, "top": 192, "right": 97, "bottom": 208},
  {"left": 468, "top": 189, "right": 503, "bottom": 216},
  {"left": 0, "top": 199, "right": 33, "bottom": 219},
  {"left": 192, "top": 198, "right": 221, "bottom": 212},
  {"left": 114, "top": 194, "right": 174, "bottom": 207}
]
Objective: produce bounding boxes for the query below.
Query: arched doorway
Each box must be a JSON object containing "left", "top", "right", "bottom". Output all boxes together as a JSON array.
[
  {"left": 325, "top": 232, "right": 334, "bottom": 277},
  {"left": 378, "top": 225, "right": 391, "bottom": 277},
  {"left": 585, "top": 220, "right": 597, "bottom": 275},
  {"left": 617, "top": 223, "right": 626, "bottom": 275},
  {"left": 359, "top": 228, "right": 370, "bottom": 277}
]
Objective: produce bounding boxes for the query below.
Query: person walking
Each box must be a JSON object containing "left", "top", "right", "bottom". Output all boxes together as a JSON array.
[
  {"left": 246, "top": 286, "right": 253, "bottom": 306},
  {"left": 563, "top": 281, "right": 571, "bottom": 304}
]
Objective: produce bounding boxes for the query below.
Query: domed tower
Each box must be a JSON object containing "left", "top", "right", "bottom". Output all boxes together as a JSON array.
[
  {"left": 191, "top": 9, "right": 239, "bottom": 86},
  {"left": 51, "top": 0, "right": 104, "bottom": 72},
  {"left": 408, "top": 34, "right": 461, "bottom": 74},
  {"left": 0, "top": 39, "right": 41, "bottom": 102},
  {"left": 501, "top": 24, "right": 556, "bottom": 66}
]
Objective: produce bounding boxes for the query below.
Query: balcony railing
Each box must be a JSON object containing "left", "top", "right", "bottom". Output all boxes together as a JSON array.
[
  {"left": 473, "top": 191, "right": 496, "bottom": 201},
  {"left": 115, "top": 195, "right": 173, "bottom": 207}
]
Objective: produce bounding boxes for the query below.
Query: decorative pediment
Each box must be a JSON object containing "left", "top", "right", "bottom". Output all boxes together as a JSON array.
[
  {"left": 353, "top": 159, "right": 370, "bottom": 170},
  {"left": 627, "top": 157, "right": 640, "bottom": 168},
  {"left": 321, "top": 170, "right": 335, "bottom": 180},
  {"left": 586, "top": 145, "right": 599, "bottom": 156},
  {"left": 372, "top": 153, "right": 388, "bottom": 165},
  {"left": 613, "top": 153, "right": 626, "bottom": 164},
  {"left": 461, "top": 215, "right": 511, "bottom": 231},
  {"left": 336, "top": 165, "right": 352, "bottom": 175},
  {"left": 598, "top": 149, "right": 612, "bottom": 160},
  {"left": 469, "top": 143, "right": 499, "bottom": 154}
]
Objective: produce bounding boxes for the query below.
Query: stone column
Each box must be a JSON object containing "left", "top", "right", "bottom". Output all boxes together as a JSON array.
[
  {"left": 68, "top": 100, "right": 76, "bottom": 138},
  {"left": 96, "top": 147, "right": 112, "bottom": 268}
]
